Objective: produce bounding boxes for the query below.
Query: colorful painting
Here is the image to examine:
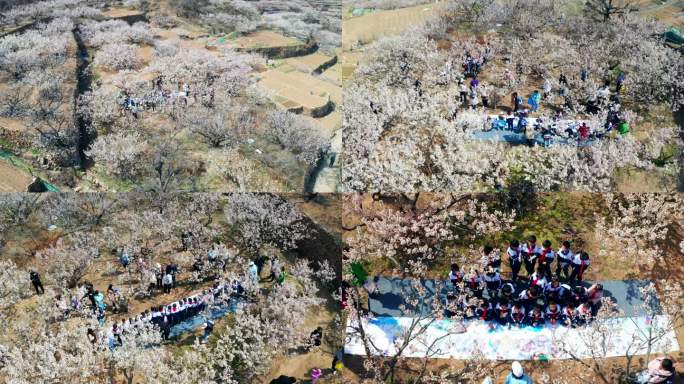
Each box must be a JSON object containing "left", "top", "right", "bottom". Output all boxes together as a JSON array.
[{"left": 345, "top": 315, "right": 679, "bottom": 360}]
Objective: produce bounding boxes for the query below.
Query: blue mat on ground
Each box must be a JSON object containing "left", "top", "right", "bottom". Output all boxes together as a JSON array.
[
  {"left": 168, "top": 300, "right": 239, "bottom": 339},
  {"left": 367, "top": 277, "right": 658, "bottom": 318},
  {"left": 471, "top": 129, "right": 597, "bottom": 147}
]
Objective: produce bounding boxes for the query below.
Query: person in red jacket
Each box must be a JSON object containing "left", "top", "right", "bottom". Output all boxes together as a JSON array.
[{"left": 578, "top": 122, "right": 589, "bottom": 140}]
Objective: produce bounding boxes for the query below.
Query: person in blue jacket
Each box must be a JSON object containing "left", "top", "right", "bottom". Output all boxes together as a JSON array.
[
  {"left": 528, "top": 90, "right": 541, "bottom": 112},
  {"left": 505, "top": 362, "right": 533, "bottom": 384}
]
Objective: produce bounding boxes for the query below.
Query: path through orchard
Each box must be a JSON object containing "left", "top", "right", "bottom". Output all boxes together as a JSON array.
[{"left": 254, "top": 43, "right": 342, "bottom": 193}]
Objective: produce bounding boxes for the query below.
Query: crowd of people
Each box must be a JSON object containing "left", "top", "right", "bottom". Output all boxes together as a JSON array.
[
  {"left": 484, "top": 108, "right": 619, "bottom": 147},
  {"left": 443, "top": 236, "right": 600, "bottom": 328},
  {"left": 117, "top": 75, "right": 215, "bottom": 118},
  {"left": 104, "top": 280, "right": 239, "bottom": 347},
  {"left": 387, "top": 40, "right": 633, "bottom": 146}
]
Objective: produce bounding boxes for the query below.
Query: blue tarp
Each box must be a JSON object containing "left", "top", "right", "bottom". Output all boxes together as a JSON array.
[
  {"left": 168, "top": 300, "right": 240, "bottom": 339},
  {"left": 471, "top": 129, "right": 597, "bottom": 147}
]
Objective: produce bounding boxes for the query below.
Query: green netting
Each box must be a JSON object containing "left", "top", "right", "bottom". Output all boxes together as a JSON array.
[
  {"left": 43, "top": 180, "right": 60, "bottom": 192},
  {"left": 208, "top": 32, "right": 238, "bottom": 46}
]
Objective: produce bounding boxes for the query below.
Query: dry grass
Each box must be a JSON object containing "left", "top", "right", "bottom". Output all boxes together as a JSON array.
[
  {"left": 342, "top": 3, "right": 445, "bottom": 50},
  {"left": 230, "top": 31, "right": 302, "bottom": 49}
]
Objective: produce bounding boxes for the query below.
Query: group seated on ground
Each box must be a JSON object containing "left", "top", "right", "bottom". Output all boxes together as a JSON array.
[
  {"left": 481, "top": 100, "right": 629, "bottom": 147},
  {"left": 104, "top": 277, "right": 246, "bottom": 348},
  {"left": 444, "top": 236, "right": 604, "bottom": 329}
]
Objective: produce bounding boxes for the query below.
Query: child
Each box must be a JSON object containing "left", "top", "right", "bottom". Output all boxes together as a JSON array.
[
  {"left": 569, "top": 251, "right": 591, "bottom": 282},
  {"left": 556, "top": 240, "right": 574, "bottom": 279},
  {"left": 449, "top": 263, "right": 463, "bottom": 286},
  {"left": 506, "top": 110, "right": 515, "bottom": 131},
  {"left": 496, "top": 298, "right": 511, "bottom": 326},
  {"left": 463, "top": 298, "right": 478, "bottom": 320},
  {"left": 545, "top": 300, "right": 562, "bottom": 326},
  {"left": 528, "top": 266, "right": 548, "bottom": 288},
  {"left": 483, "top": 266, "right": 502, "bottom": 292},
  {"left": 562, "top": 302, "right": 579, "bottom": 327},
  {"left": 544, "top": 276, "right": 564, "bottom": 302},
  {"left": 578, "top": 301, "right": 593, "bottom": 325},
  {"left": 463, "top": 268, "right": 482, "bottom": 297},
  {"left": 527, "top": 304, "right": 545, "bottom": 327},
  {"left": 477, "top": 299, "right": 494, "bottom": 322},
  {"left": 509, "top": 301, "right": 526, "bottom": 328},
  {"left": 538, "top": 240, "right": 555, "bottom": 278},
  {"left": 586, "top": 283, "right": 604, "bottom": 316},
  {"left": 519, "top": 284, "right": 543, "bottom": 311},
  {"left": 521, "top": 235, "right": 542, "bottom": 276},
  {"left": 483, "top": 245, "right": 500, "bottom": 271},
  {"left": 444, "top": 293, "right": 459, "bottom": 318},
  {"left": 569, "top": 285, "right": 588, "bottom": 308},
  {"left": 497, "top": 282, "right": 515, "bottom": 303},
  {"left": 507, "top": 239, "right": 522, "bottom": 283}
]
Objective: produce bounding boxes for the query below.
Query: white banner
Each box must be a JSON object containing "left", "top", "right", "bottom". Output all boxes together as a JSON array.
[{"left": 345, "top": 315, "right": 679, "bottom": 360}]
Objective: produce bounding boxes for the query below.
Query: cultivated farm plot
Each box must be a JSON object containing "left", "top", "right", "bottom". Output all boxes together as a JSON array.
[
  {"left": 258, "top": 69, "right": 339, "bottom": 114},
  {"left": 282, "top": 52, "right": 336, "bottom": 74},
  {"left": 0, "top": 160, "right": 31, "bottom": 192},
  {"left": 320, "top": 62, "right": 343, "bottom": 85},
  {"left": 229, "top": 30, "right": 302, "bottom": 49},
  {"left": 342, "top": 2, "right": 445, "bottom": 50},
  {"left": 634, "top": 0, "right": 684, "bottom": 28}
]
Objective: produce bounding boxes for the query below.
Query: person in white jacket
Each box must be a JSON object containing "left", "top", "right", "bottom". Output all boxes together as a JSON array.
[{"left": 543, "top": 79, "right": 552, "bottom": 99}]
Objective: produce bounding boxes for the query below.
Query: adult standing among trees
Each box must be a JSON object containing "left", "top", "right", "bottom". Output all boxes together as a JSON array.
[
  {"left": 29, "top": 270, "right": 44, "bottom": 295},
  {"left": 543, "top": 79, "right": 552, "bottom": 99},
  {"left": 460, "top": 80, "right": 469, "bottom": 104},
  {"left": 635, "top": 357, "right": 676, "bottom": 383},
  {"left": 162, "top": 272, "right": 173, "bottom": 294},
  {"left": 201, "top": 318, "right": 214, "bottom": 343},
  {"left": 480, "top": 84, "right": 490, "bottom": 108},
  {"left": 268, "top": 256, "right": 281, "bottom": 282},
  {"left": 504, "top": 362, "right": 533, "bottom": 384}
]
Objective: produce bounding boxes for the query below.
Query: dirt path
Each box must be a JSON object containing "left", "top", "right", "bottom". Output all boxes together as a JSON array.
[{"left": 312, "top": 128, "right": 342, "bottom": 193}]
